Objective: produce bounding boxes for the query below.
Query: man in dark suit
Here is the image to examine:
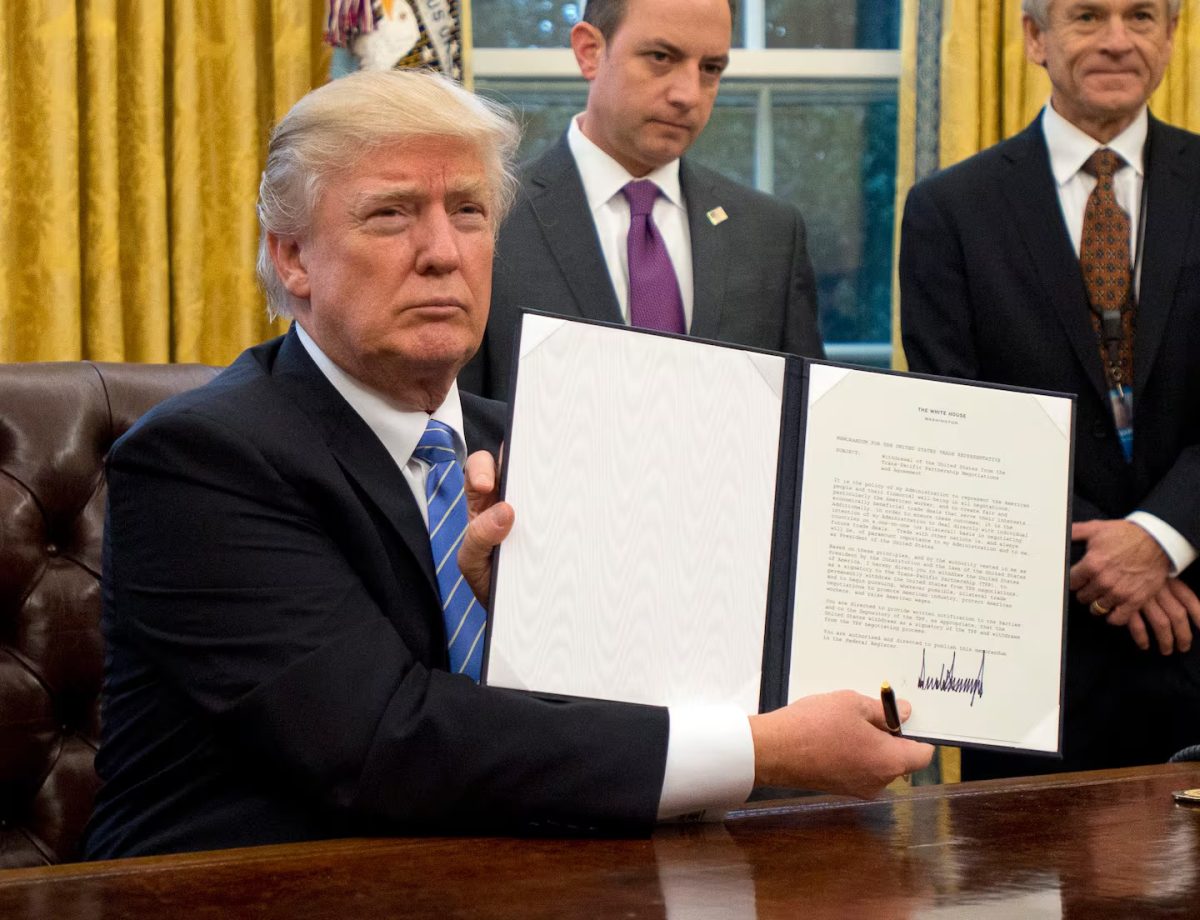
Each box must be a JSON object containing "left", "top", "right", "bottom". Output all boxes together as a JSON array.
[
  {"left": 900, "top": 0, "right": 1200, "bottom": 779},
  {"left": 459, "top": 0, "right": 823, "bottom": 400},
  {"left": 85, "top": 70, "right": 930, "bottom": 858}
]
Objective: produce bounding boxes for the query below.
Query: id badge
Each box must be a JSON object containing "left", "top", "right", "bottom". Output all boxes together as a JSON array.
[{"left": 1108, "top": 386, "right": 1133, "bottom": 462}]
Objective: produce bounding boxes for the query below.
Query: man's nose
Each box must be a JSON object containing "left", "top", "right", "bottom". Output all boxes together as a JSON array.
[
  {"left": 665, "top": 65, "right": 702, "bottom": 109},
  {"left": 414, "top": 208, "right": 462, "bottom": 274},
  {"left": 1099, "top": 15, "right": 1136, "bottom": 53}
]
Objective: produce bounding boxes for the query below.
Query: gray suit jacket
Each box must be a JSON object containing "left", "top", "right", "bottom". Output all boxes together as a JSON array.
[{"left": 460, "top": 135, "right": 824, "bottom": 399}]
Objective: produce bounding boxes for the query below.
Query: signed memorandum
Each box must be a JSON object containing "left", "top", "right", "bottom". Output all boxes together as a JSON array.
[
  {"left": 786, "top": 364, "right": 1071, "bottom": 753},
  {"left": 484, "top": 314, "right": 1072, "bottom": 756}
]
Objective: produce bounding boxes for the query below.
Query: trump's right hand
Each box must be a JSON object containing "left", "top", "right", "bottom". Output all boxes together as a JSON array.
[{"left": 459, "top": 449, "right": 514, "bottom": 605}]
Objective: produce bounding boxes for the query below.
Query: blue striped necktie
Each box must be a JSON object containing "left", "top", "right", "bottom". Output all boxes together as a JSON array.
[{"left": 412, "top": 420, "right": 485, "bottom": 680}]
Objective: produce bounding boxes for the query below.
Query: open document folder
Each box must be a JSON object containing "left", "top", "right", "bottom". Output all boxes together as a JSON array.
[{"left": 482, "top": 312, "right": 1074, "bottom": 757}]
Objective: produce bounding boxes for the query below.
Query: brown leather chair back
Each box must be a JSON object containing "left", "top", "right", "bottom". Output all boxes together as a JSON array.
[{"left": 0, "top": 361, "right": 218, "bottom": 867}]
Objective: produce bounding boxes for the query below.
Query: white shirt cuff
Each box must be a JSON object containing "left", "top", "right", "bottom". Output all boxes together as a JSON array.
[
  {"left": 1127, "top": 511, "right": 1197, "bottom": 576},
  {"left": 656, "top": 704, "right": 755, "bottom": 820}
]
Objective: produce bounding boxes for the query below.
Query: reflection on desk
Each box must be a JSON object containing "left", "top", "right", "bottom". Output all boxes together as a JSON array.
[{"left": 1, "top": 763, "right": 1197, "bottom": 919}]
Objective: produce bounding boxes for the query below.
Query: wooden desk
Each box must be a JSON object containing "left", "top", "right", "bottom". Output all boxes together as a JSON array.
[{"left": 3, "top": 763, "right": 1198, "bottom": 919}]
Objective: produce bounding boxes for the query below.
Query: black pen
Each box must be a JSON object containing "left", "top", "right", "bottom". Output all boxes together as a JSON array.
[{"left": 881, "top": 681, "right": 903, "bottom": 736}]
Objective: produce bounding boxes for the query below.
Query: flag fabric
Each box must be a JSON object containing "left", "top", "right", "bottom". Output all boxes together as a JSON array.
[{"left": 326, "top": 0, "right": 470, "bottom": 82}]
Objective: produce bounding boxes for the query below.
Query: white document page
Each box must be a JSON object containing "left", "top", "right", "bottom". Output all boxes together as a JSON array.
[
  {"left": 486, "top": 315, "right": 785, "bottom": 713},
  {"left": 788, "top": 365, "right": 1071, "bottom": 752}
]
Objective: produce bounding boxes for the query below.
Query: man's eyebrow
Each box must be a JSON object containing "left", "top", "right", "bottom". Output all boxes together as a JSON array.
[
  {"left": 444, "top": 176, "right": 491, "bottom": 198},
  {"left": 351, "top": 178, "right": 491, "bottom": 209},
  {"left": 638, "top": 38, "right": 685, "bottom": 57},
  {"left": 637, "top": 38, "right": 729, "bottom": 67},
  {"left": 352, "top": 186, "right": 425, "bottom": 209}
]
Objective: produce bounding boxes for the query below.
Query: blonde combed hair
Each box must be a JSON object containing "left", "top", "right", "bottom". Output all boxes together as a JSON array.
[{"left": 256, "top": 70, "right": 520, "bottom": 318}]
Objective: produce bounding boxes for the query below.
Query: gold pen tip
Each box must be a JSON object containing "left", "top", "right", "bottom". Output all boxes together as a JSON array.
[{"left": 881, "top": 681, "right": 892, "bottom": 692}]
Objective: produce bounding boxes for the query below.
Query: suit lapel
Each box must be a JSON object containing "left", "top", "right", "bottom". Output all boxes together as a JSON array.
[
  {"left": 1134, "top": 117, "right": 1198, "bottom": 392},
  {"left": 460, "top": 395, "right": 500, "bottom": 457},
  {"left": 680, "top": 160, "right": 730, "bottom": 340},
  {"left": 526, "top": 137, "right": 624, "bottom": 324},
  {"left": 270, "top": 330, "right": 440, "bottom": 602},
  {"left": 999, "top": 121, "right": 1109, "bottom": 402}
]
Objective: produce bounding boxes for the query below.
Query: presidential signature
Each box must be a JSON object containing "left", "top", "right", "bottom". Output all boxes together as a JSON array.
[{"left": 917, "top": 649, "right": 985, "bottom": 706}]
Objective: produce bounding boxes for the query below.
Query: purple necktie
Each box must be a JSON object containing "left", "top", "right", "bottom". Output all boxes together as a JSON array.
[{"left": 622, "top": 180, "right": 685, "bottom": 334}]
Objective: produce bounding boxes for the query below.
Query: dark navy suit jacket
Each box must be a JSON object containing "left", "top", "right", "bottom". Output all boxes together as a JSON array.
[{"left": 85, "top": 329, "right": 668, "bottom": 858}]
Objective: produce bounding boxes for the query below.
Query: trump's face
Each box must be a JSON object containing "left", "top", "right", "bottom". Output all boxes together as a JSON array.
[
  {"left": 272, "top": 136, "right": 494, "bottom": 408},
  {"left": 1025, "top": 0, "right": 1176, "bottom": 141},
  {"left": 573, "top": 0, "right": 731, "bottom": 177}
]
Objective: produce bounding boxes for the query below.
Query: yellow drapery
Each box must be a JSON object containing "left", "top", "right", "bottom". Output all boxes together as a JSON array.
[
  {"left": 894, "top": 0, "right": 1198, "bottom": 371},
  {"left": 0, "top": 1, "right": 330, "bottom": 364}
]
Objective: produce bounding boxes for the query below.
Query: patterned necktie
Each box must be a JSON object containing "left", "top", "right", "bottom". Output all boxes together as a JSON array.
[
  {"left": 412, "top": 420, "right": 485, "bottom": 680},
  {"left": 622, "top": 179, "right": 686, "bottom": 334},
  {"left": 1079, "top": 148, "right": 1135, "bottom": 459}
]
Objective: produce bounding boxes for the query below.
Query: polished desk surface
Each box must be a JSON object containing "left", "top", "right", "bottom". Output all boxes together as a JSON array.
[{"left": 2, "top": 763, "right": 1198, "bottom": 919}]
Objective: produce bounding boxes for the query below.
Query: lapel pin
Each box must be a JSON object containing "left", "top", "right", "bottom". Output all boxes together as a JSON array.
[{"left": 706, "top": 206, "right": 728, "bottom": 226}]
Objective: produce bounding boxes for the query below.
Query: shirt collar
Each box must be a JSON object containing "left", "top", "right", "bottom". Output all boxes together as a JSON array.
[
  {"left": 567, "top": 114, "right": 684, "bottom": 212},
  {"left": 294, "top": 322, "right": 466, "bottom": 468},
  {"left": 1041, "top": 101, "right": 1147, "bottom": 186}
]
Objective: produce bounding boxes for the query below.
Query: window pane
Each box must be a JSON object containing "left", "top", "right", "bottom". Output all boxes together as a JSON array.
[
  {"left": 476, "top": 84, "right": 588, "bottom": 160},
  {"left": 469, "top": 2, "right": 898, "bottom": 51},
  {"left": 771, "top": 85, "right": 897, "bottom": 349},
  {"left": 472, "top": 0, "right": 745, "bottom": 48},
  {"left": 765, "top": 0, "right": 900, "bottom": 49},
  {"left": 475, "top": 80, "right": 898, "bottom": 359},
  {"left": 472, "top": 1, "right": 584, "bottom": 49},
  {"left": 685, "top": 92, "right": 758, "bottom": 189}
]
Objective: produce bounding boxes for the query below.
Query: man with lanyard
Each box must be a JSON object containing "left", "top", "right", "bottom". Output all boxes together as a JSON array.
[{"left": 900, "top": 0, "right": 1200, "bottom": 779}]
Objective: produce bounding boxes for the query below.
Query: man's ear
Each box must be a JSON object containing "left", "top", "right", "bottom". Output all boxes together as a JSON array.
[
  {"left": 570, "top": 21, "right": 605, "bottom": 81},
  {"left": 1022, "top": 15, "right": 1047, "bottom": 68},
  {"left": 268, "top": 232, "right": 312, "bottom": 300}
]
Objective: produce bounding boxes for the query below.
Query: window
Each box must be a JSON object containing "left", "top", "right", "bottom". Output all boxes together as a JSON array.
[{"left": 473, "top": 0, "right": 901, "bottom": 366}]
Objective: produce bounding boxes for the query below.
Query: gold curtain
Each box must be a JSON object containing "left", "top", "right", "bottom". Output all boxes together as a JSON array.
[
  {"left": 0, "top": 1, "right": 330, "bottom": 364},
  {"left": 894, "top": 0, "right": 1199, "bottom": 366}
]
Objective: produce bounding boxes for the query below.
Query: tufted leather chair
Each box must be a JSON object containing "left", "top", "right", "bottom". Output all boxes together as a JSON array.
[{"left": 0, "top": 361, "right": 218, "bottom": 867}]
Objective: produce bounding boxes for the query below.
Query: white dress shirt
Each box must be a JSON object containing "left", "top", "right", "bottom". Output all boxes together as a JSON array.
[
  {"left": 295, "top": 324, "right": 755, "bottom": 818},
  {"left": 567, "top": 115, "right": 696, "bottom": 331},
  {"left": 296, "top": 323, "right": 467, "bottom": 522},
  {"left": 1042, "top": 102, "right": 1196, "bottom": 575},
  {"left": 1042, "top": 101, "right": 1147, "bottom": 266}
]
